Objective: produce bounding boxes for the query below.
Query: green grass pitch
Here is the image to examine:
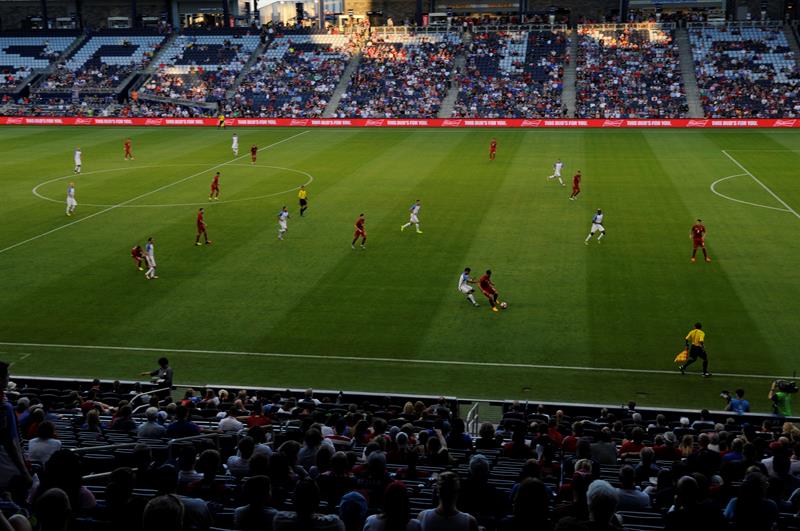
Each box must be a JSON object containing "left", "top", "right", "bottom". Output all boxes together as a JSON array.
[{"left": 1, "top": 126, "right": 799, "bottom": 412}]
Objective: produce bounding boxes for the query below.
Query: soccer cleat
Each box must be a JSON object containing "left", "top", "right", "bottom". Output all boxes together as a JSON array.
[
  {"left": 361, "top": 245, "right": 365, "bottom": 250},
  {"left": 351, "top": 244, "right": 355, "bottom": 250},
  {"left": 195, "top": 242, "right": 201, "bottom": 246},
  {"left": 702, "top": 372, "right": 712, "bottom": 378},
  {"left": 416, "top": 230, "right": 423, "bottom": 234},
  {"left": 206, "top": 241, "right": 212, "bottom": 245},
  {"left": 66, "top": 213, "right": 71, "bottom": 216},
  {"left": 472, "top": 303, "right": 479, "bottom": 307},
  {"left": 138, "top": 267, "right": 143, "bottom": 271},
  {"left": 679, "top": 366, "right": 685, "bottom": 374},
  {"left": 705, "top": 257, "right": 711, "bottom": 262},
  {"left": 584, "top": 240, "right": 588, "bottom": 245},
  {"left": 691, "top": 257, "right": 696, "bottom": 263},
  {"left": 152, "top": 276, "right": 158, "bottom": 279},
  {"left": 569, "top": 197, "right": 575, "bottom": 201},
  {"left": 401, "top": 225, "right": 405, "bottom": 232},
  {"left": 492, "top": 307, "right": 499, "bottom": 312}
]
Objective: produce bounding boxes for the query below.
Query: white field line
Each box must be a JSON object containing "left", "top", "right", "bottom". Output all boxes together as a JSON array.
[
  {"left": 0, "top": 341, "right": 793, "bottom": 380},
  {"left": 32, "top": 164, "right": 314, "bottom": 208},
  {"left": 0, "top": 130, "right": 310, "bottom": 255},
  {"left": 721, "top": 149, "right": 800, "bottom": 220},
  {"left": 709, "top": 174, "right": 793, "bottom": 213}
]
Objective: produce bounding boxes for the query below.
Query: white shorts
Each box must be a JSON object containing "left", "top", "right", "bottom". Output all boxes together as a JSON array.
[
  {"left": 74, "top": 160, "right": 81, "bottom": 166},
  {"left": 554, "top": 169, "right": 561, "bottom": 177},
  {"left": 591, "top": 223, "right": 605, "bottom": 233},
  {"left": 459, "top": 284, "right": 474, "bottom": 294},
  {"left": 410, "top": 214, "right": 419, "bottom": 224},
  {"left": 279, "top": 221, "right": 287, "bottom": 230},
  {"left": 146, "top": 256, "right": 156, "bottom": 267},
  {"left": 66, "top": 197, "right": 77, "bottom": 208},
  {"left": 232, "top": 144, "right": 238, "bottom": 151}
]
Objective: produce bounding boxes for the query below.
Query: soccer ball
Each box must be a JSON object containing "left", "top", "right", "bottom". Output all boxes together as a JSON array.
[{"left": 500, "top": 302, "right": 508, "bottom": 309}]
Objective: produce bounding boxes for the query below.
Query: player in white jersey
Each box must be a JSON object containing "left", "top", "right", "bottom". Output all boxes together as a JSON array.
[
  {"left": 458, "top": 267, "right": 480, "bottom": 307},
  {"left": 400, "top": 199, "right": 422, "bottom": 234},
  {"left": 65, "top": 182, "right": 77, "bottom": 216},
  {"left": 277, "top": 206, "right": 289, "bottom": 240},
  {"left": 548, "top": 159, "right": 565, "bottom": 186},
  {"left": 73, "top": 148, "right": 82, "bottom": 174},
  {"left": 231, "top": 133, "right": 239, "bottom": 156},
  {"left": 144, "top": 237, "right": 158, "bottom": 279},
  {"left": 585, "top": 209, "right": 606, "bottom": 244}
]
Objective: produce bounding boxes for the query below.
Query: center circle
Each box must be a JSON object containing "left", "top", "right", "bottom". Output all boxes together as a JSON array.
[{"left": 32, "top": 163, "right": 314, "bottom": 208}]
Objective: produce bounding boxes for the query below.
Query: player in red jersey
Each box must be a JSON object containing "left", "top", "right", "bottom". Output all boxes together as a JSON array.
[
  {"left": 195, "top": 208, "right": 212, "bottom": 246},
  {"left": 478, "top": 270, "right": 500, "bottom": 312},
  {"left": 690, "top": 218, "right": 710, "bottom": 263},
  {"left": 352, "top": 213, "right": 366, "bottom": 249},
  {"left": 131, "top": 245, "right": 145, "bottom": 271},
  {"left": 569, "top": 170, "right": 582, "bottom": 200},
  {"left": 489, "top": 138, "right": 497, "bottom": 160},
  {"left": 250, "top": 144, "right": 258, "bottom": 164},
  {"left": 123, "top": 138, "right": 134, "bottom": 160},
  {"left": 209, "top": 172, "right": 220, "bottom": 201}
]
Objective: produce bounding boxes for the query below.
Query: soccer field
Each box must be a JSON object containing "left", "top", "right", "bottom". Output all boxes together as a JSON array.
[{"left": 1, "top": 126, "right": 799, "bottom": 412}]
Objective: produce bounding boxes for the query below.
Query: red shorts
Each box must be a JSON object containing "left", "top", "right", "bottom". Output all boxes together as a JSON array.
[
  {"left": 480, "top": 288, "right": 496, "bottom": 299},
  {"left": 572, "top": 185, "right": 580, "bottom": 192},
  {"left": 197, "top": 225, "right": 206, "bottom": 233},
  {"left": 354, "top": 229, "right": 366, "bottom": 238},
  {"left": 251, "top": 154, "right": 257, "bottom": 161},
  {"left": 132, "top": 254, "right": 142, "bottom": 262},
  {"left": 693, "top": 238, "right": 705, "bottom": 249},
  {"left": 210, "top": 184, "right": 219, "bottom": 191},
  {"left": 489, "top": 148, "right": 496, "bottom": 154}
]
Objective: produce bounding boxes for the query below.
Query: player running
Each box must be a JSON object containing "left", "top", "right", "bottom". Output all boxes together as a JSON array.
[
  {"left": 131, "top": 244, "right": 145, "bottom": 271},
  {"left": 277, "top": 206, "right": 289, "bottom": 240},
  {"left": 73, "top": 147, "right": 82, "bottom": 174},
  {"left": 458, "top": 268, "right": 480, "bottom": 307},
  {"left": 195, "top": 208, "right": 211, "bottom": 246},
  {"left": 690, "top": 218, "right": 711, "bottom": 263},
  {"left": 124, "top": 138, "right": 134, "bottom": 160},
  {"left": 400, "top": 199, "right": 422, "bottom": 234},
  {"left": 584, "top": 209, "right": 606, "bottom": 244},
  {"left": 231, "top": 133, "right": 239, "bottom": 156},
  {"left": 548, "top": 159, "right": 565, "bottom": 186},
  {"left": 478, "top": 270, "right": 500, "bottom": 312},
  {"left": 144, "top": 237, "right": 157, "bottom": 279},
  {"left": 250, "top": 144, "right": 258, "bottom": 165},
  {"left": 298, "top": 185, "right": 308, "bottom": 216},
  {"left": 569, "top": 170, "right": 582, "bottom": 200},
  {"left": 352, "top": 213, "right": 366, "bottom": 249},
  {"left": 209, "top": 172, "right": 220, "bottom": 200},
  {"left": 65, "top": 181, "right": 77, "bottom": 216},
  {"left": 489, "top": 138, "right": 497, "bottom": 161}
]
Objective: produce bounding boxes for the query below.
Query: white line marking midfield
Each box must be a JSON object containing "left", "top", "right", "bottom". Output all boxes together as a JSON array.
[
  {"left": 0, "top": 341, "right": 792, "bottom": 381},
  {"left": 721, "top": 149, "right": 800, "bottom": 219},
  {"left": 0, "top": 130, "right": 311, "bottom": 255}
]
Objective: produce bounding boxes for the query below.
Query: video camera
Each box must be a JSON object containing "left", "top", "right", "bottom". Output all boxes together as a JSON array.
[{"left": 775, "top": 380, "right": 799, "bottom": 394}]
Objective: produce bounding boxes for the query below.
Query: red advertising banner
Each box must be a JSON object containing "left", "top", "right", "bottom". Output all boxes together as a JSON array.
[{"left": 0, "top": 117, "right": 798, "bottom": 128}]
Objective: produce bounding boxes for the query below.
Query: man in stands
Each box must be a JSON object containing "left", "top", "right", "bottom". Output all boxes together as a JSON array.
[{"left": 166, "top": 405, "right": 201, "bottom": 438}]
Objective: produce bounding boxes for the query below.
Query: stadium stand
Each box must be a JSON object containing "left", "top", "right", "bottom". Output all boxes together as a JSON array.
[
  {"left": 689, "top": 23, "right": 800, "bottom": 118},
  {"left": 3, "top": 367, "right": 800, "bottom": 531},
  {"left": 575, "top": 24, "right": 689, "bottom": 119},
  {"left": 138, "top": 30, "right": 260, "bottom": 103},
  {"left": 0, "top": 31, "right": 78, "bottom": 90},
  {"left": 227, "top": 33, "right": 357, "bottom": 118},
  {"left": 453, "top": 29, "right": 567, "bottom": 118},
  {"left": 38, "top": 30, "right": 166, "bottom": 91},
  {"left": 336, "top": 33, "right": 461, "bottom": 118}
]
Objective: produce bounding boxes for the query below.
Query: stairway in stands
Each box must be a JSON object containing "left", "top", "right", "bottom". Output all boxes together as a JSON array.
[
  {"left": 675, "top": 28, "right": 705, "bottom": 118},
  {"left": 322, "top": 53, "right": 361, "bottom": 118},
  {"left": 785, "top": 24, "right": 800, "bottom": 68},
  {"left": 436, "top": 50, "right": 466, "bottom": 118},
  {"left": 561, "top": 30, "right": 578, "bottom": 118}
]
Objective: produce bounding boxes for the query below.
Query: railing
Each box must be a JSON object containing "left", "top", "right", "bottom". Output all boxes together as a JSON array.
[
  {"left": 578, "top": 22, "right": 676, "bottom": 31},
  {"left": 687, "top": 20, "right": 784, "bottom": 29},
  {"left": 70, "top": 431, "right": 222, "bottom": 454},
  {"left": 470, "top": 23, "right": 568, "bottom": 33},
  {"left": 465, "top": 401, "right": 480, "bottom": 436}
]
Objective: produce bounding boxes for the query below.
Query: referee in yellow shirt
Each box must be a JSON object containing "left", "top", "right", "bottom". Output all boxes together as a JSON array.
[
  {"left": 298, "top": 185, "right": 308, "bottom": 217},
  {"left": 680, "top": 322, "right": 710, "bottom": 377}
]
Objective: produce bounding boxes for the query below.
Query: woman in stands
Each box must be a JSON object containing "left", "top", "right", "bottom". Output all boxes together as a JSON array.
[
  {"left": 498, "top": 478, "right": 553, "bottom": 531},
  {"left": 27, "top": 420, "right": 61, "bottom": 464},
  {"left": 33, "top": 449, "right": 96, "bottom": 514},
  {"left": 363, "top": 481, "right": 421, "bottom": 531},
  {"left": 417, "top": 472, "right": 479, "bottom": 531}
]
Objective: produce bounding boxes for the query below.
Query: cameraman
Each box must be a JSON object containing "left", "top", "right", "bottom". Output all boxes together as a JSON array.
[
  {"left": 769, "top": 380, "right": 795, "bottom": 417},
  {"left": 722, "top": 389, "right": 750, "bottom": 415}
]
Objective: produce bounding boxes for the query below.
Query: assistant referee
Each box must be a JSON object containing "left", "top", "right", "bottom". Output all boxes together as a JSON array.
[
  {"left": 298, "top": 185, "right": 308, "bottom": 217},
  {"left": 680, "top": 322, "right": 710, "bottom": 377}
]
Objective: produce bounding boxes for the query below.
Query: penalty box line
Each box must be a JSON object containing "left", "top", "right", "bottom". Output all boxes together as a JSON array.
[
  {"left": 0, "top": 341, "right": 793, "bottom": 381},
  {"left": 0, "top": 130, "right": 311, "bottom": 256},
  {"left": 721, "top": 149, "right": 800, "bottom": 220}
]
